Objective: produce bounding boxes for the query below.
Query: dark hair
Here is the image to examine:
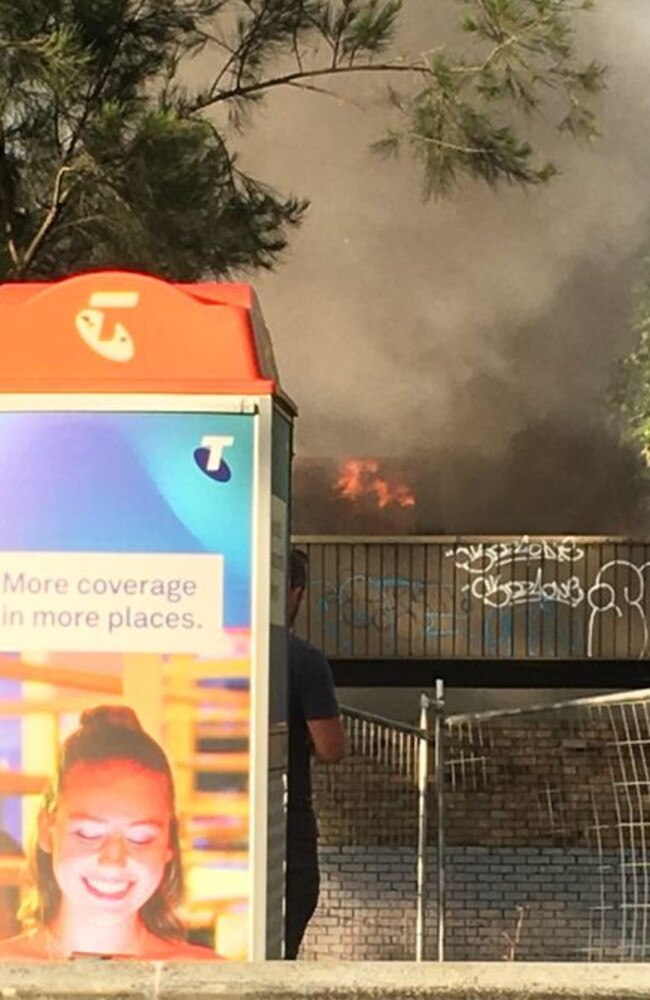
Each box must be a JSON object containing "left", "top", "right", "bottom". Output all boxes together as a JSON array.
[
  {"left": 23, "top": 706, "right": 185, "bottom": 940},
  {"left": 0, "top": 831, "right": 22, "bottom": 939},
  {"left": 289, "top": 547, "right": 308, "bottom": 591}
]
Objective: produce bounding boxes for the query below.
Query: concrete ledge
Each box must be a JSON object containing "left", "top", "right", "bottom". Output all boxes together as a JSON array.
[{"left": 0, "top": 962, "right": 649, "bottom": 1000}]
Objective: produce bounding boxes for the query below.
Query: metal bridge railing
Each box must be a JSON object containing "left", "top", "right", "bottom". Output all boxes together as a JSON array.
[{"left": 294, "top": 536, "right": 650, "bottom": 661}]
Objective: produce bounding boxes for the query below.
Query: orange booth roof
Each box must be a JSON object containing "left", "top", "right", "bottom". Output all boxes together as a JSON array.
[{"left": 0, "top": 270, "right": 289, "bottom": 398}]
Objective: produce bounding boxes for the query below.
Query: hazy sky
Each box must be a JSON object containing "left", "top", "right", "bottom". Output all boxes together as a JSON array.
[{"left": 235, "top": 1, "right": 650, "bottom": 533}]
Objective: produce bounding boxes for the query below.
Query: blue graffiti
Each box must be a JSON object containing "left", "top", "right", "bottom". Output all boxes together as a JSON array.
[{"left": 306, "top": 575, "right": 582, "bottom": 658}]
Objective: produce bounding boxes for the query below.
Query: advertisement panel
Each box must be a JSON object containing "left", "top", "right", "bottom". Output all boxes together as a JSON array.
[{"left": 0, "top": 406, "right": 256, "bottom": 961}]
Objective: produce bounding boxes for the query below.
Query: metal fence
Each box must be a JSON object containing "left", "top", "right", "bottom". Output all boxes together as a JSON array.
[
  {"left": 294, "top": 536, "right": 650, "bottom": 660},
  {"left": 305, "top": 687, "right": 650, "bottom": 962}
]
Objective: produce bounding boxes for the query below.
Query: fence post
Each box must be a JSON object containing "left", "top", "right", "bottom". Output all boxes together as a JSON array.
[
  {"left": 415, "top": 692, "right": 430, "bottom": 962},
  {"left": 434, "top": 678, "right": 445, "bottom": 962},
  {"left": 415, "top": 694, "right": 431, "bottom": 962}
]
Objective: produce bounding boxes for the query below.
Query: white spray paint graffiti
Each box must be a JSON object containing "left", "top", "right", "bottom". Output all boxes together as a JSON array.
[
  {"left": 468, "top": 570, "right": 585, "bottom": 610},
  {"left": 586, "top": 560, "right": 650, "bottom": 659},
  {"left": 305, "top": 539, "right": 650, "bottom": 660},
  {"left": 449, "top": 537, "right": 585, "bottom": 577},
  {"left": 447, "top": 539, "right": 650, "bottom": 659},
  {"left": 447, "top": 537, "right": 587, "bottom": 611}
]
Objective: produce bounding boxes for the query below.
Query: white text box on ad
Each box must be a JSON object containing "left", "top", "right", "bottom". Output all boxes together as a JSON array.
[{"left": 0, "top": 551, "right": 225, "bottom": 654}]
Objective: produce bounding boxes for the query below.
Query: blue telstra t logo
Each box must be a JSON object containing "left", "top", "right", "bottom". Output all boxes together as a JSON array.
[{"left": 194, "top": 435, "right": 234, "bottom": 482}]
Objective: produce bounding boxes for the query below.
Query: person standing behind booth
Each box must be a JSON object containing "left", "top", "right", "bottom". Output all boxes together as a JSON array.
[{"left": 285, "top": 548, "right": 346, "bottom": 960}]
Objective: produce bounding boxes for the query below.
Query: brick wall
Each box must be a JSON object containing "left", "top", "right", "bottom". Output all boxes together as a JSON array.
[{"left": 302, "top": 845, "right": 618, "bottom": 961}]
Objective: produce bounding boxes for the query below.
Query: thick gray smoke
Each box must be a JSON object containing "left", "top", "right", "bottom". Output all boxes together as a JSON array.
[{"left": 240, "top": 1, "right": 650, "bottom": 535}]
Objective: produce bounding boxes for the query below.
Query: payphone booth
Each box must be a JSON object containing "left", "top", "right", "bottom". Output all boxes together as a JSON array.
[{"left": 0, "top": 271, "right": 293, "bottom": 961}]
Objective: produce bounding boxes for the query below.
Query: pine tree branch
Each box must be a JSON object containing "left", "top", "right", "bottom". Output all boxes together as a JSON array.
[
  {"left": 190, "top": 59, "right": 421, "bottom": 113},
  {"left": 191, "top": 25, "right": 567, "bottom": 116},
  {"left": 0, "top": 127, "right": 19, "bottom": 270},
  {"left": 203, "top": 41, "right": 241, "bottom": 100},
  {"left": 473, "top": 0, "right": 504, "bottom": 41},
  {"left": 235, "top": 0, "right": 274, "bottom": 92},
  {"left": 456, "top": 34, "right": 519, "bottom": 76},
  {"left": 5, "top": 224, "right": 19, "bottom": 270},
  {"left": 406, "top": 132, "right": 491, "bottom": 156},
  {"left": 19, "top": 165, "right": 74, "bottom": 275},
  {"left": 286, "top": 79, "right": 364, "bottom": 107},
  {"left": 65, "top": 0, "right": 150, "bottom": 163}
]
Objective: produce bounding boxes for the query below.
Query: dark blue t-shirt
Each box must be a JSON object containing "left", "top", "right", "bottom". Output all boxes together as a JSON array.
[{"left": 288, "top": 634, "right": 340, "bottom": 841}]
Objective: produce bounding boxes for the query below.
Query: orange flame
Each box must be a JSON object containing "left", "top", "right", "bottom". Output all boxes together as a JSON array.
[{"left": 336, "top": 459, "right": 416, "bottom": 509}]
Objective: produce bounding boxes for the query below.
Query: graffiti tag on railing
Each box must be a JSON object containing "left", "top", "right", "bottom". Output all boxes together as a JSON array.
[
  {"left": 467, "top": 570, "right": 585, "bottom": 610},
  {"left": 587, "top": 560, "right": 650, "bottom": 659},
  {"left": 309, "top": 575, "right": 468, "bottom": 646},
  {"left": 304, "top": 540, "right": 650, "bottom": 659},
  {"left": 448, "top": 537, "right": 585, "bottom": 576}
]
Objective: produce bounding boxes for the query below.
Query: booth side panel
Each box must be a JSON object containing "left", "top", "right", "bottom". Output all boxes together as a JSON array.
[{"left": 265, "top": 404, "right": 292, "bottom": 958}]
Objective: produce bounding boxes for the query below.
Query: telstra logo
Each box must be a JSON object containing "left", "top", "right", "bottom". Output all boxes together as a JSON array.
[
  {"left": 75, "top": 291, "right": 138, "bottom": 362},
  {"left": 194, "top": 435, "right": 234, "bottom": 482}
]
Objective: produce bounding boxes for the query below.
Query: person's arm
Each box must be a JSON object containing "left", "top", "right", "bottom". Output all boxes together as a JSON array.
[
  {"left": 294, "top": 637, "right": 347, "bottom": 764},
  {"left": 307, "top": 716, "right": 347, "bottom": 763}
]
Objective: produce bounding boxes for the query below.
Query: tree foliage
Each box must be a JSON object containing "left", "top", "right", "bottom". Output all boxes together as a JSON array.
[
  {"left": 611, "top": 258, "right": 650, "bottom": 464},
  {"left": 0, "top": 0, "right": 604, "bottom": 281}
]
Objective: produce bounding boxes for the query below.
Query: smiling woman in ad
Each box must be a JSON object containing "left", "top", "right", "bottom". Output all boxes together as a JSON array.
[{"left": 0, "top": 705, "right": 223, "bottom": 961}]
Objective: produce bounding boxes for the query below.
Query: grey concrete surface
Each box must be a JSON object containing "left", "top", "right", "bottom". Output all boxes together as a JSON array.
[{"left": 0, "top": 962, "right": 649, "bottom": 1000}]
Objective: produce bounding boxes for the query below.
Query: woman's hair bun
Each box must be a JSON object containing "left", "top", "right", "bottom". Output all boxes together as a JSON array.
[{"left": 79, "top": 705, "right": 143, "bottom": 733}]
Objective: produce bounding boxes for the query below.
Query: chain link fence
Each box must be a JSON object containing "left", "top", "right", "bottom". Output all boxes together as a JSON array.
[{"left": 303, "top": 687, "right": 650, "bottom": 962}]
